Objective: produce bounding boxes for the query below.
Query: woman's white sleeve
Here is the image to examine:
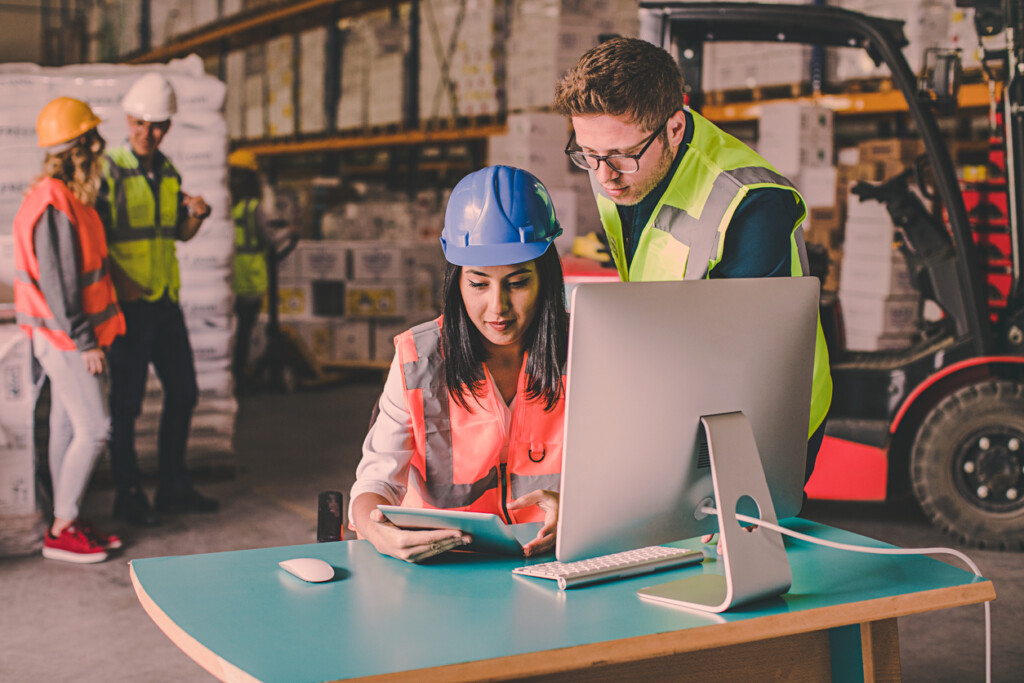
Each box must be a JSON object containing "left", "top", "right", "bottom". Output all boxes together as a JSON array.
[{"left": 349, "top": 354, "right": 416, "bottom": 516}]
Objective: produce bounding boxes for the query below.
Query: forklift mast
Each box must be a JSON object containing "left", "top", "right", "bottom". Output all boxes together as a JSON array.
[{"left": 999, "top": 0, "right": 1024, "bottom": 308}]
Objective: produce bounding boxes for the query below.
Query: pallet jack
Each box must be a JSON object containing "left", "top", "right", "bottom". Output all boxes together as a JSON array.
[{"left": 247, "top": 229, "right": 345, "bottom": 393}]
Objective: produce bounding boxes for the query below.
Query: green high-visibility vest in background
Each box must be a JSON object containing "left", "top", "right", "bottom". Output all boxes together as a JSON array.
[
  {"left": 590, "top": 108, "right": 832, "bottom": 437},
  {"left": 232, "top": 198, "right": 268, "bottom": 298},
  {"left": 101, "top": 145, "right": 183, "bottom": 302}
]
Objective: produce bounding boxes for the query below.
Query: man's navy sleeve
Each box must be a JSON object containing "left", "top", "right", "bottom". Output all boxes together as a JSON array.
[{"left": 710, "top": 187, "right": 801, "bottom": 279}]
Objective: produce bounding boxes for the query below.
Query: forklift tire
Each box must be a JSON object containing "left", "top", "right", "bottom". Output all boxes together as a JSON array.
[{"left": 911, "top": 380, "right": 1024, "bottom": 550}]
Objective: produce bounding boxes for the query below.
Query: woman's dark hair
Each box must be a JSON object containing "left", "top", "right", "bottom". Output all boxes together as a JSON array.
[{"left": 441, "top": 247, "right": 568, "bottom": 412}]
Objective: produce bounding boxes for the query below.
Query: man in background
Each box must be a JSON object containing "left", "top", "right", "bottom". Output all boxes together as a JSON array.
[{"left": 96, "top": 73, "right": 218, "bottom": 527}]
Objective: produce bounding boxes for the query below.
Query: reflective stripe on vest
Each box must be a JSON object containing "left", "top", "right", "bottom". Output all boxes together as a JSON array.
[
  {"left": 13, "top": 177, "right": 126, "bottom": 350},
  {"left": 396, "top": 318, "right": 562, "bottom": 522},
  {"left": 590, "top": 108, "right": 831, "bottom": 436},
  {"left": 102, "top": 146, "right": 182, "bottom": 302},
  {"left": 232, "top": 198, "right": 268, "bottom": 297}
]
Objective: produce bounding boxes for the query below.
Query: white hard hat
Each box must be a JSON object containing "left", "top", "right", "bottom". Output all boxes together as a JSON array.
[{"left": 122, "top": 73, "right": 177, "bottom": 122}]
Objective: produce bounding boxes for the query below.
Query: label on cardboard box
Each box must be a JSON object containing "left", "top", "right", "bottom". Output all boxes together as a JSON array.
[
  {"left": 346, "top": 282, "right": 401, "bottom": 317},
  {"left": 331, "top": 320, "right": 372, "bottom": 362},
  {"left": 271, "top": 283, "right": 312, "bottom": 318},
  {"left": 0, "top": 328, "right": 34, "bottom": 430},
  {"left": 0, "top": 426, "right": 35, "bottom": 516},
  {"left": 372, "top": 319, "right": 412, "bottom": 362},
  {"left": 298, "top": 242, "right": 349, "bottom": 280},
  {"left": 840, "top": 292, "right": 920, "bottom": 335},
  {"left": 348, "top": 243, "right": 416, "bottom": 280}
]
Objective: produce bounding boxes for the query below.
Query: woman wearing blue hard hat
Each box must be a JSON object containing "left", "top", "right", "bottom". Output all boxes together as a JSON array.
[{"left": 350, "top": 166, "right": 568, "bottom": 562}]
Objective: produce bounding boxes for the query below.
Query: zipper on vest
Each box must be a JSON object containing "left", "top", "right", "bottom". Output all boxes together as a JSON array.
[{"left": 499, "top": 463, "right": 512, "bottom": 524}]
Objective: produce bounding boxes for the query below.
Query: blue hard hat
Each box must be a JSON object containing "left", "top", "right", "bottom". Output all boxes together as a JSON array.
[{"left": 440, "top": 166, "right": 562, "bottom": 266}]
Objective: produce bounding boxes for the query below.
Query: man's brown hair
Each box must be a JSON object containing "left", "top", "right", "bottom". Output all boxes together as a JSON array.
[{"left": 554, "top": 37, "right": 685, "bottom": 134}]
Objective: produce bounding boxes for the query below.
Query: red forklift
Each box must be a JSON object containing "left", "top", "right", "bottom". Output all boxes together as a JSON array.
[{"left": 639, "top": 1, "right": 1024, "bottom": 548}]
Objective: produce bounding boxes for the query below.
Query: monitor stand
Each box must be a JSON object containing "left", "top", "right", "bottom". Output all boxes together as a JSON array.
[{"left": 637, "top": 411, "right": 792, "bottom": 613}]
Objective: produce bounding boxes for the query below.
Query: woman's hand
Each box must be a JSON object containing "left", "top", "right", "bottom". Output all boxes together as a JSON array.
[
  {"left": 80, "top": 348, "right": 106, "bottom": 376},
  {"left": 364, "top": 507, "right": 470, "bottom": 563},
  {"left": 509, "top": 489, "right": 559, "bottom": 557}
]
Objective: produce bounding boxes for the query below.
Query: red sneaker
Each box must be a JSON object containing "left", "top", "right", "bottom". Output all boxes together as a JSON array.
[
  {"left": 42, "top": 524, "right": 108, "bottom": 564},
  {"left": 79, "top": 519, "right": 123, "bottom": 550}
]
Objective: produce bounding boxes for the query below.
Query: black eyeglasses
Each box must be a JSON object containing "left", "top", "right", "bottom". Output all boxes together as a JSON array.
[{"left": 564, "top": 121, "right": 667, "bottom": 174}]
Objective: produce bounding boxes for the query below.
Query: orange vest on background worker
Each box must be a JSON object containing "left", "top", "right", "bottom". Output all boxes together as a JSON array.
[
  {"left": 395, "top": 317, "right": 564, "bottom": 524},
  {"left": 13, "top": 177, "right": 125, "bottom": 351}
]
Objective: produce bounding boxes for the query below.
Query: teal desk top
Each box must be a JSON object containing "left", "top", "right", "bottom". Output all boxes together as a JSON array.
[{"left": 129, "top": 519, "right": 992, "bottom": 682}]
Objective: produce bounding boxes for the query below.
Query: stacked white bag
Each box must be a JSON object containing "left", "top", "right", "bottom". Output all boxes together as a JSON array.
[{"left": 0, "top": 55, "right": 236, "bottom": 473}]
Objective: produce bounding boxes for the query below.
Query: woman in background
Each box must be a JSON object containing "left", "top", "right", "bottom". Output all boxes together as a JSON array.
[{"left": 13, "top": 97, "right": 126, "bottom": 563}]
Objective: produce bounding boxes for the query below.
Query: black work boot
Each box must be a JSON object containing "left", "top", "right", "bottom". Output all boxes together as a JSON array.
[
  {"left": 154, "top": 485, "right": 220, "bottom": 514},
  {"left": 113, "top": 488, "right": 161, "bottom": 527}
]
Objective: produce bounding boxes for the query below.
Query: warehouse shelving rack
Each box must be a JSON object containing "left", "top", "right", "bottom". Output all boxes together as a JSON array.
[{"left": 106, "top": 0, "right": 999, "bottom": 175}]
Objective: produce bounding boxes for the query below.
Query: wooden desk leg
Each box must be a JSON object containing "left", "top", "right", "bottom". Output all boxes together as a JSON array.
[
  {"left": 830, "top": 619, "right": 901, "bottom": 682},
  {"left": 861, "top": 618, "right": 901, "bottom": 682}
]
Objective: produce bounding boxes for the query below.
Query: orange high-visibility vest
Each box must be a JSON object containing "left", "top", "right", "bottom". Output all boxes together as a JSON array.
[
  {"left": 13, "top": 177, "right": 125, "bottom": 351},
  {"left": 395, "top": 317, "right": 563, "bottom": 523}
]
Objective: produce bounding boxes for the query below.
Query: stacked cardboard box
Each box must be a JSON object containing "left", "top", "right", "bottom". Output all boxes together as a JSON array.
[
  {"left": 149, "top": 0, "right": 219, "bottom": 47},
  {"left": 419, "top": 0, "right": 506, "bottom": 120},
  {"left": 0, "top": 325, "right": 44, "bottom": 556},
  {"left": 828, "top": 0, "right": 954, "bottom": 80},
  {"left": 337, "top": 8, "right": 409, "bottom": 129},
  {"left": 86, "top": 0, "right": 143, "bottom": 61},
  {"left": 759, "top": 102, "right": 834, "bottom": 179},
  {"left": 840, "top": 188, "right": 921, "bottom": 350},
  {"left": 224, "top": 49, "right": 246, "bottom": 139},
  {"left": 505, "top": 0, "right": 639, "bottom": 112},
  {"left": 265, "top": 35, "right": 296, "bottom": 137},
  {"left": 298, "top": 27, "right": 328, "bottom": 134},
  {"left": 704, "top": 41, "right": 814, "bottom": 92}
]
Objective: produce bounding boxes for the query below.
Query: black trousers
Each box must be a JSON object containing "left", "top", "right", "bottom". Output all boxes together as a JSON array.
[
  {"left": 232, "top": 296, "right": 262, "bottom": 384},
  {"left": 108, "top": 296, "right": 198, "bottom": 494}
]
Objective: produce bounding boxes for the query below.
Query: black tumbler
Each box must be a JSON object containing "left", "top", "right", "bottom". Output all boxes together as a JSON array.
[{"left": 316, "top": 491, "right": 344, "bottom": 543}]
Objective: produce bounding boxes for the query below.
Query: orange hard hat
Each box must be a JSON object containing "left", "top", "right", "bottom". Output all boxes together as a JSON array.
[{"left": 36, "top": 97, "right": 102, "bottom": 149}]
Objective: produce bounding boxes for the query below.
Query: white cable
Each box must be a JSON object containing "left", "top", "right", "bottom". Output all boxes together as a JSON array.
[{"left": 700, "top": 506, "right": 992, "bottom": 683}]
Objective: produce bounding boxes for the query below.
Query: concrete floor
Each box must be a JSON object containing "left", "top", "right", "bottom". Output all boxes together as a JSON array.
[{"left": 1, "top": 379, "right": 1021, "bottom": 682}]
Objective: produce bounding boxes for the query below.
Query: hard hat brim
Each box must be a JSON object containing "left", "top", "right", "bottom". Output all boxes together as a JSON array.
[
  {"left": 441, "top": 236, "right": 559, "bottom": 267},
  {"left": 127, "top": 113, "right": 172, "bottom": 123}
]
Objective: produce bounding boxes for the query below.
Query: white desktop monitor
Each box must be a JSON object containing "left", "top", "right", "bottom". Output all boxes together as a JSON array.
[{"left": 555, "top": 278, "right": 819, "bottom": 612}]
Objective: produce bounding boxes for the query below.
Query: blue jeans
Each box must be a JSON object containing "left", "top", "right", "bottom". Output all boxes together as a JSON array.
[
  {"left": 107, "top": 296, "right": 198, "bottom": 494},
  {"left": 32, "top": 335, "right": 110, "bottom": 521}
]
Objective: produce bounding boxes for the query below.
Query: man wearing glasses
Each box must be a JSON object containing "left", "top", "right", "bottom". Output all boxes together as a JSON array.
[{"left": 554, "top": 36, "right": 831, "bottom": 477}]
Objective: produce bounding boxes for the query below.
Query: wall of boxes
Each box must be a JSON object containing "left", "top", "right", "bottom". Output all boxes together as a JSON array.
[
  {"left": 704, "top": 0, "right": 986, "bottom": 90},
  {"left": 0, "top": 326, "right": 44, "bottom": 556},
  {"left": 20, "top": 2, "right": 1004, "bottom": 421},
  {"left": 263, "top": 239, "right": 447, "bottom": 367}
]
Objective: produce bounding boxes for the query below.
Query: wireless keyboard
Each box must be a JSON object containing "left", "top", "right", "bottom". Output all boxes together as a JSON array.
[{"left": 512, "top": 545, "right": 704, "bottom": 590}]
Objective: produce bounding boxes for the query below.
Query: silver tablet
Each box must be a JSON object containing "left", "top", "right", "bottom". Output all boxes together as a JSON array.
[{"left": 377, "top": 505, "right": 538, "bottom": 556}]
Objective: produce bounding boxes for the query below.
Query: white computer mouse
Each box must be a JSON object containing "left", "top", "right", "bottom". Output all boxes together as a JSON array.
[{"left": 278, "top": 557, "right": 335, "bottom": 583}]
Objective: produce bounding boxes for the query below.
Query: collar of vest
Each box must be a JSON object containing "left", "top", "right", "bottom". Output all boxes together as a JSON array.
[{"left": 107, "top": 145, "right": 172, "bottom": 173}]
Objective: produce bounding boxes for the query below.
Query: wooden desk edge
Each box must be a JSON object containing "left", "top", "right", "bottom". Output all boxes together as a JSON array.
[
  {"left": 347, "top": 580, "right": 995, "bottom": 683},
  {"left": 130, "top": 558, "right": 993, "bottom": 683},
  {"left": 129, "top": 562, "right": 261, "bottom": 683}
]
